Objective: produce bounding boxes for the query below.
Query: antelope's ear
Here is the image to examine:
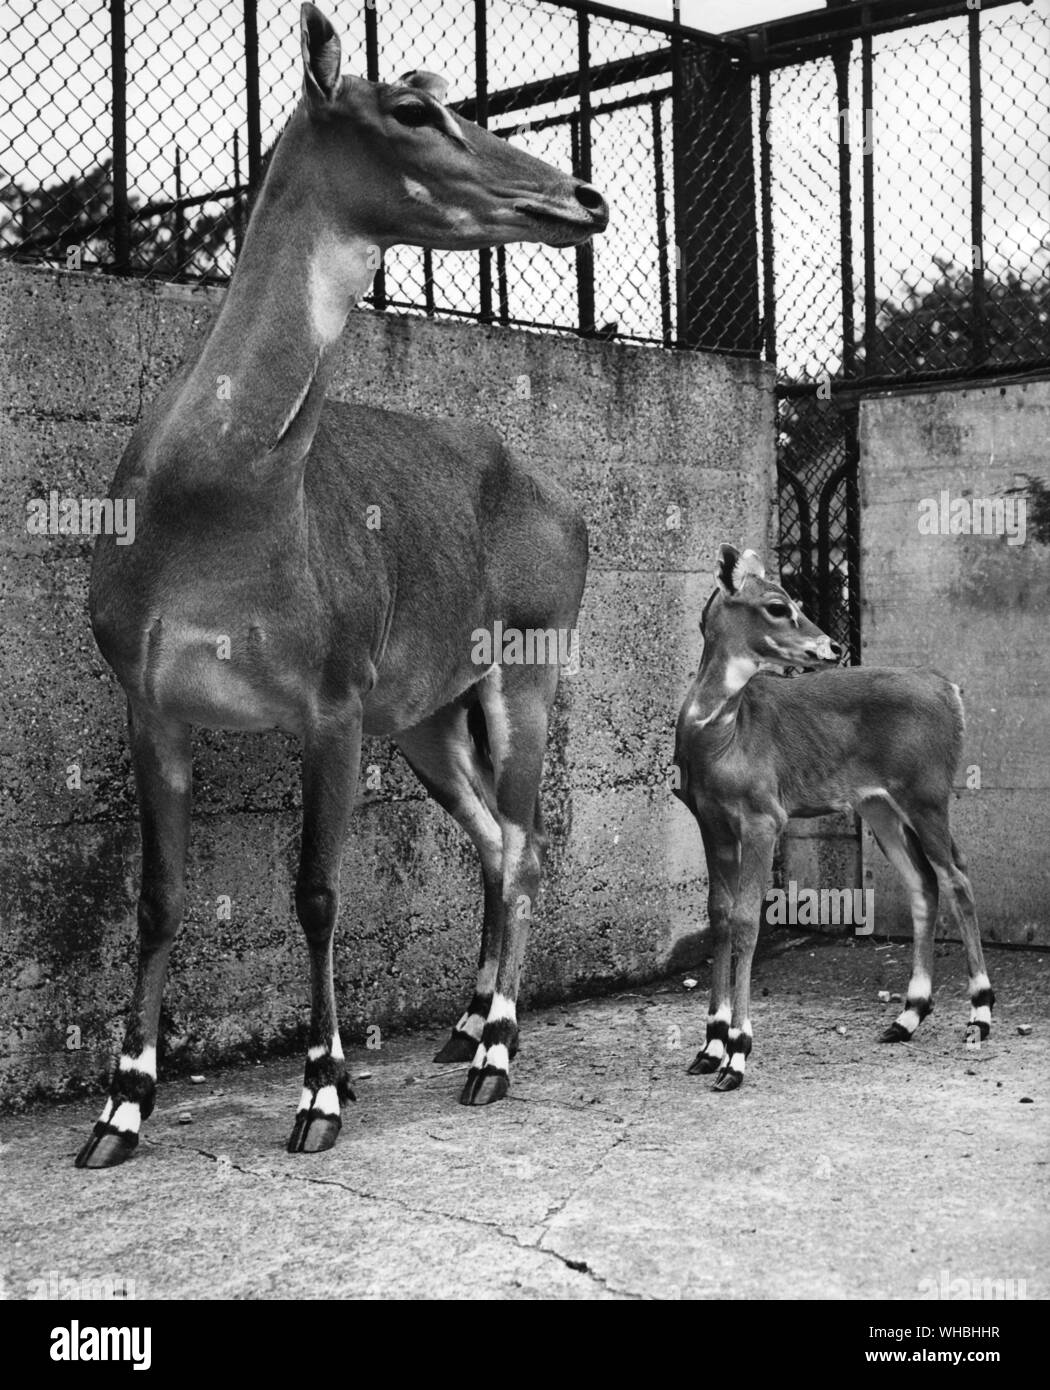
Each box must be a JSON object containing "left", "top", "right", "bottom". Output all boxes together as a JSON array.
[
  {"left": 737, "top": 549, "right": 766, "bottom": 582},
  {"left": 301, "top": 4, "right": 342, "bottom": 108},
  {"left": 400, "top": 69, "right": 450, "bottom": 103},
  {"left": 715, "top": 544, "right": 740, "bottom": 596},
  {"left": 716, "top": 544, "right": 765, "bottom": 595}
]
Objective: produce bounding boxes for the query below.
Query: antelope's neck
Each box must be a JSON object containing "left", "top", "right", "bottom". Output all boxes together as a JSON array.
[
  {"left": 153, "top": 146, "right": 378, "bottom": 483},
  {"left": 684, "top": 650, "right": 758, "bottom": 737}
]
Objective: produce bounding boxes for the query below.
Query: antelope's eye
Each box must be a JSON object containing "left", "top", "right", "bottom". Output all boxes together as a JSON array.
[
  {"left": 393, "top": 102, "right": 430, "bottom": 128},
  {"left": 765, "top": 602, "right": 791, "bottom": 619}
]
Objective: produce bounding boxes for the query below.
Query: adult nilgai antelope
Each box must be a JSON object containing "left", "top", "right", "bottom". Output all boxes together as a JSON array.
[
  {"left": 76, "top": 4, "right": 607, "bottom": 1168},
  {"left": 673, "top": 545, "right": 993, "bottom": 1090}
]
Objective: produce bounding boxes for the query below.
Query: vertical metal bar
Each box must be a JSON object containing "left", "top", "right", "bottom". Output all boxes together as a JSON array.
[
  {"left": 423, "top": 248, "right": 435, "bottom": 316},
  {"left": 364, "top": 0, "right": 386, "bottom": 310},
  {"left": 833, "top": 40, "right": 855, "bottom": 379},
  {"left": 174, "top": 147, "right": 186, "bottom": 279},
  {"left": 968, "top": 7, "right": 987, "bottom": 367},
  {"left": 243, "top": 1, "right": 262, "bottom": 191},
  {"left": 651, "top": 97, "right": 672, "bottom": 349},
  {"left": 672, "top": 42, "right": 758, "bottom": 352},
  {"left": 475, "top": 0, "right": 493, "bottom": 322},
  {"left": 845, "top": 408, "right": 862, "bottom": 665},
  {"left": 109, "top": 0, "right": 130, "bottom": 273},
  {"left": 233, "top": 128, "right": 243, "bottom": 260},
  {"left": 758, "top": 66, "right": 776, "bottom": 364},
  {"left": 575, "top": 11, "right": 595, "bottom": 337},
  {"left": 861, "top": 34, "right": 876, "bottom": 377},
  {"left": 669, "top": 19, "right": 685, "bottom": 345},
  {"left": 497, "top": 245, "right": 509, "bottom": 325}
]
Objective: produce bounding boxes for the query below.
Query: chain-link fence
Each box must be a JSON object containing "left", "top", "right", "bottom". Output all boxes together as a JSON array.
[
  {"left": 1, "top": 0, "right": 746, "bottom": 346},
  {"left": 758, "top": 0, "right": 1049, "bottom": 662},
  {"left": 3, "top": 0, "right": 1048, "bottom": 656}
]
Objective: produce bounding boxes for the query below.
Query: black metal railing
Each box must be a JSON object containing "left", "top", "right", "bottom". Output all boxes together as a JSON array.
[
  {"left": 1, "top": 0, "right": 747, "bottom": 349},
  {"left": 4, "top": 0, "right": 1049, "bottom": 660}
]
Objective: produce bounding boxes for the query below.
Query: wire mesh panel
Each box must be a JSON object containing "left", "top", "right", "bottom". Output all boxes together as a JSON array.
[
  {"left": 0, "top": 0, "right": 742, "bottom": 349},
  {"left": 3, "top": 0, "right": 1049, "bottom": 664},
  {"left": 1, "top": 0, "right": 113, "bottom": 271}
]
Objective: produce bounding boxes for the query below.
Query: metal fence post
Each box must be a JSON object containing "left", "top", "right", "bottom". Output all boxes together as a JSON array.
[
  {"left": 650, "top": 96, "right": 672, "bottom": 348},
  {"left": 243, "top": 1, "right": 262, "bottom": 192},
  {"left": 476, "top": 0, "right": 493, "bottom": 323},
  {"left": 575, "top": 10, "right": 595, "bottom": 337},
  {"left": 233, "top": 128, "right": 243, "bottom": 259},
  {"left": 109, "top": 0, "right": 130, "bottom": 273},
  {"left": 968, "top": 6, "right": 987, "bottom": 368},
  {"left": 364, "top": 0, "right": 386, "bottom": 310},
  {"left": 833, "top": 37, "right": 855, "bottom": 379},
  {"left": 861, "top": 34, "right": 876, "bottom": 377},
  {"left": 671, "top": 41, "right": 759, "bottom": 353},
  {"left": 758, "top": 66, "right": 775, "bottom": 364},
  {"left": 174, "top": 147, "right": 186, "bottom": 278}
]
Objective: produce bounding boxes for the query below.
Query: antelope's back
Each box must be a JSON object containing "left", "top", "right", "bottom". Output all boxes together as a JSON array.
[
  {"left": 759, "top": 665, "right": 965, "bottom": 808},
  {"left": 305, "top": 400, "right": 587, "bottom": 627}
]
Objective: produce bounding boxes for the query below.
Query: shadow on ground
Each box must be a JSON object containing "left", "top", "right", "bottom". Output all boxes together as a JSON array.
[{"left": 2, "top": 935, "right": 1047, "bottom": 1300}]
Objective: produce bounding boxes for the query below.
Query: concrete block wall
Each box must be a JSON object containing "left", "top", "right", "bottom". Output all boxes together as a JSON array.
[
  {"left": 859, "top": 380, "right": 1050, "bottom": 946},
  {"left": 0, "top": 262, "right": 776, "bottom": 1104}
]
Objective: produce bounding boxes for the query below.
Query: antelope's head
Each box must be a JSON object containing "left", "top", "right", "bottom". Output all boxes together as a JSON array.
[
  {"left": 295, "top": 3, "right": 609, "bottom": 252},
  {"left": 702, "top": 544, "right": 845, "bottom": 671}
]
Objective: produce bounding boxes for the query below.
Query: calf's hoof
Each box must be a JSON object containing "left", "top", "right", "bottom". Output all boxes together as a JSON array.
[
  {"left": 459, "top": 1068, "right": 509, "bottom": 1106},
  {"left": 878, "top": 1022, "right": 913, "bottom": 1044},
  {"left": 712, "top": 1068, "right": 744, "bottom": 1093},
  {"left": 74, "top": 1125, "right": 138, "bottom": 1170},
  {"left": 434, "top": 1031, "right": 478, "bottom": 1064},
  {"left": 287, "top": 1112, "right": 342, "bottom": 1154}
]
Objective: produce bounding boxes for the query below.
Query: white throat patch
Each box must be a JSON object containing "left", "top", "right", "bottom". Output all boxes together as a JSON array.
[{"left": 308, "top": 234, "right": 379, "bottom": 345}]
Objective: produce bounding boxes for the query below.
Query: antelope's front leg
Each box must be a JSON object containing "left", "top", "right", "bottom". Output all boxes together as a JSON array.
[
  {"left": 75, "top": 707, "right": 191, "bottom": 1169},
  {"left": 688, "top": 828, "right": 734, "bottom": 1077},
  {"left": 286, "top": 714, "right": 361, "bottom": 1154},
  {"left": 712, "top": 831, "right": 775, "bottom": 1091}
]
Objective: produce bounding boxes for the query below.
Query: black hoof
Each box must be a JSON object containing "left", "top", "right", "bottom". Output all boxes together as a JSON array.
[
  {"left": 74, "top": 1124, "right": 138, "bottom": 1170},
  {"left": 458, "top": 1068, "right": 509, "bottom": 1107},
  {"left": 433, "top": 1031, "right": 478, "bottom": 1064},
  {"left": 879, "top": 1022, "right": 913, "bottom": 1044},
  {"left": 687, "top": 1051, "right": 721, "bottom": 1075},
  {"left": 712, "top": 1068, "right": 743, "bottom": 1093},
  {"left": 964, "top": 1023, "right": 986, "bottom": 1049},
  {"left": 286, "top": 1111, "right": 341, "bottom": 1154}
]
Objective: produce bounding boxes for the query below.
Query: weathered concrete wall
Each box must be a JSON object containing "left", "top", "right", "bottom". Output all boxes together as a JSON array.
[
  {"left": 0, "top": 262, "right": 776, "bottom": 1104},
  {"left": 859, "top": 380, "right": 1050, "bottom": 946}
]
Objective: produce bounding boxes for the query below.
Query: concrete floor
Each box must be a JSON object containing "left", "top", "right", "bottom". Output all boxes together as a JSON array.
[{"left": 2, "top": 935, "right": 1047, "bottom": 1301}]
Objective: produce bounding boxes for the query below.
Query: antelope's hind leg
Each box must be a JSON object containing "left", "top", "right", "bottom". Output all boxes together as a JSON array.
[
  {"left": 939, "top": 836, "right": 993, "bottom": 1049},
  {"left": 286, "top": 713, "right": 362, "bottom": 1155},
  {"left": 460, "top": 665, "right": 554, "bottom": 1107},
  {"left": 859, "top": 794, "right": 938, "bottom": 1045},
  {"left": 75, "top": 706, "right": 191, "bottom": 1169},
  {"left": 393, "top": 698, "right": 506, "bottom": 1065}
]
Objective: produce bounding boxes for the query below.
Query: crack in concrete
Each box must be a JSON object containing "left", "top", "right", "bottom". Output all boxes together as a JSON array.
[
  {"left": 525, "top": 1002, "right": 663, "bottom": 1299},
  {"left": 154, "top": 1007, "right": 669, "bottom": 1298},
  {"left": 169, "top": 1132, "right": 644, "bottom": 1298}
]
